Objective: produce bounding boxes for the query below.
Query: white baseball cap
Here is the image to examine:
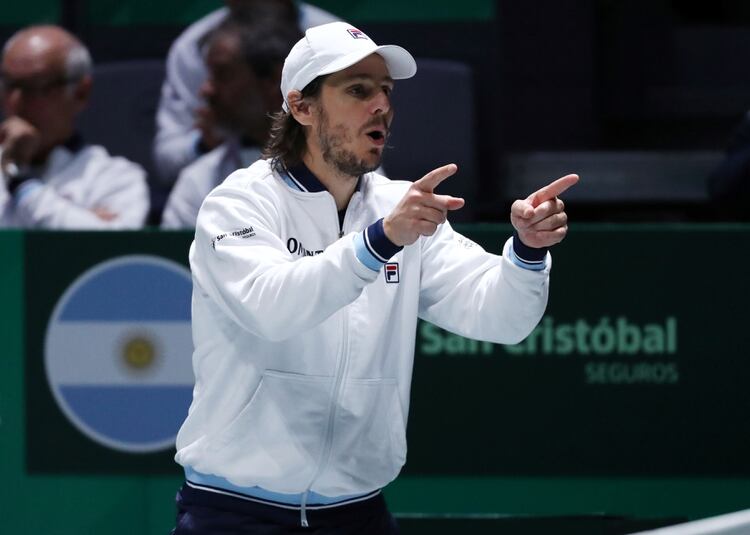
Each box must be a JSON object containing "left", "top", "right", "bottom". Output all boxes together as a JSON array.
[{"left": 280, "top": 21, "right": 417, "bottom": 111}]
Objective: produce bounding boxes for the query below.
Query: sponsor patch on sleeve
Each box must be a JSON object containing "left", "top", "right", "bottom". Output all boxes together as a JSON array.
[{"left": 211, "top": 227, "right": 255, "bottom": 250}]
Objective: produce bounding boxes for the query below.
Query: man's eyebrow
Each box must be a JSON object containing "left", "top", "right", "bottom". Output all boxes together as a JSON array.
[{"left": 337, "top": 73, "right": 395, "bottom": 85}]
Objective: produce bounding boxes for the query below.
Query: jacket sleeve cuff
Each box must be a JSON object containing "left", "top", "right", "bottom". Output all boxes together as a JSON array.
[
  {"left": 510, "top": 231, "right": 548, "bottom": 271},
  {"left": 353, "top": 218, "right": 403, "bottom": 271}
]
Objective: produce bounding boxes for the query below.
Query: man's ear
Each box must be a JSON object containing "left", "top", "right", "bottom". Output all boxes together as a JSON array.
[
  {"left": 287, "top": 90, "right": 315, "bottom": 126},
  {"left": 72, "top": 75, "right": 92, "bottom": 113}
]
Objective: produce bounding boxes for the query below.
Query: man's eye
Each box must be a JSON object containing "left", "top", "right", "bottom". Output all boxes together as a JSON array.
[{"left": 349, "top": 85, "right": 366, "bottom": 97}]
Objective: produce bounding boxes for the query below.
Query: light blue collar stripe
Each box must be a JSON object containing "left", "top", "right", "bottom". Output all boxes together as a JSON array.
[
  {"left": 353, "top": 231, "right": 385, "bottom": 271},
  {"left": 276, "top": 163, "right": 305, "bottom": 192},
  {"left": 184, "top": 467, "right": 372, "bottom": 506},
  {"left": 284, "top": 168, "right": 308, "bottom": 192},
  {"left": 281, "top": 173, "right": 304, "bottom": 191}
]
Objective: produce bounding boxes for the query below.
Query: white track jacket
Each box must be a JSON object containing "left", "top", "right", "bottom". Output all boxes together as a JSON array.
[
  {"left": 0, "top": 142, "right": 148, "bottom": 229},
  {"left": 175, "top": 159, "right": 550, "bottom": 499}
]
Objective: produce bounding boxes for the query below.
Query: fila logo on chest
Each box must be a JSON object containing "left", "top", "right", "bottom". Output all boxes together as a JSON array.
[{"left": 384, "top": 262, "right": 399, "bottom": 284}]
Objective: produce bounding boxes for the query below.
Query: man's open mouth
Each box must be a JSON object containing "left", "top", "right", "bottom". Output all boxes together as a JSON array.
[{"left": 366, "top": 129, "right": 386, "bottom": 143}]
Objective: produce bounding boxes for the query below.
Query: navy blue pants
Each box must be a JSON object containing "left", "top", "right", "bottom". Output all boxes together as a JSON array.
[{"left": 172, "top": 483, "right": 400, "bottom": 534}]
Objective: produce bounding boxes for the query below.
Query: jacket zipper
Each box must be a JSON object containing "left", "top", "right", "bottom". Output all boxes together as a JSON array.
[
  {"left": 300, "top": 196, "right": 355, "bottom": 527},
  {"left": 300, "top": 310, "right": 349, "bottom": 527}
]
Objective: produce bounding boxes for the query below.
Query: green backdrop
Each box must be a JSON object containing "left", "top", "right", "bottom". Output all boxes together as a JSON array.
[
  {"left": 0, "top": 1, "right": 494, "bottom": 26},
  {"left": 2, "top": 225, "right": 750, "bottom": 534}
]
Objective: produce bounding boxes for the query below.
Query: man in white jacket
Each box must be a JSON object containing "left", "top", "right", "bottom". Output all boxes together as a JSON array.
[
  {"left": 0, "top": 25, "right": 148, "bottom": 229},
  {"left": 153, "top": 0, "right": 337, "bottom": 183},
  {"left": 161, "top": 17, "right": 301, "bottom": 229},
  {"left": 173, "top": 21, "right": 578, "bottom": 534}
]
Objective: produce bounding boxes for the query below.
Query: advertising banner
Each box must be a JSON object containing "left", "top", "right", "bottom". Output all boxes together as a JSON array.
[{"left": 23, "top": 226, "right": 750, "bottom": 476}]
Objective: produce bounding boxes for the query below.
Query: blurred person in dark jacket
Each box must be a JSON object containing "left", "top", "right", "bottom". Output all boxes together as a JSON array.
[
  {"left": 153, "top": 0, "right": 337, "bottom": 184},
  {"left": 161, "top": 17, "right": 301, "bottom": 229}
]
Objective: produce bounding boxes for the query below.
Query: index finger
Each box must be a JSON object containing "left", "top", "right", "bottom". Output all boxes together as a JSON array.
[
  {"left": 414, "top": 163, "right": 458, "bottom": 192},
  {"left": 527, "top": 174, "right": 579, "bottom": 208}
]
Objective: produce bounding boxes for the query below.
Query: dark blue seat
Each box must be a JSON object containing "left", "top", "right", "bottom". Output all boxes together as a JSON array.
[
  {"left": 77, "top": 59, "right": 165, "bottom": 181},
  {"left": 76, "top": 59, "right": 166, "bottom": 225},
  {"left": 385, "top": 58, "right": 478, "bottom": 222}
]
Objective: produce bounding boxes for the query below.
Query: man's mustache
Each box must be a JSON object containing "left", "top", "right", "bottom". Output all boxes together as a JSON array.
[{"left": 361, "top": 117, "right": 390, "bottom": 136}]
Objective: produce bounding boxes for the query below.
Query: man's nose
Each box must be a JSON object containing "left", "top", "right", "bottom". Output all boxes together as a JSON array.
[
  {"left": 370, "top": 89, "right": 391, "bottom": 115},
  {"left": 199, "top": 79, "right": 215, "bottom": 100}
]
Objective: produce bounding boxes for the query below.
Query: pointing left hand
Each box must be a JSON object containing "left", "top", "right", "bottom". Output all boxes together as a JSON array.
[{"left": 511, "top": 174, "right": 579, "bottom": 248}]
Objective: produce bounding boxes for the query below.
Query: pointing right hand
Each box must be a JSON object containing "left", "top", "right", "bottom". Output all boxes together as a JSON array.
[{"left": 383, "top": 163, "right": 465, "bottom": 246}]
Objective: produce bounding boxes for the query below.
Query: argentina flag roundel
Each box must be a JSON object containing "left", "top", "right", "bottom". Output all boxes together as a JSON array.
[{"left": 45, "top": 255, "right": 194, "bottom": 453}]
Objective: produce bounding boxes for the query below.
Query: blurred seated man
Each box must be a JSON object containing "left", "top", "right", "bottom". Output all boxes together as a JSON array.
[
  {"left": 161, "top": 18, "right": 301, "bottom": 229},
  {"left": 0, "top": 25, "right": 149, "bottom": 229},
  {"left": 153, "top": 0, "right": 337, "bottom": 184}
]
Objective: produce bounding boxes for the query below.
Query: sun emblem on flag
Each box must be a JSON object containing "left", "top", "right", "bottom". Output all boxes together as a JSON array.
[
  {"left": 117, "top": 330, "right": 163, "bottom": 375},
  {"left": 122, "top": 336, "right": 157, "bottom": 371}
]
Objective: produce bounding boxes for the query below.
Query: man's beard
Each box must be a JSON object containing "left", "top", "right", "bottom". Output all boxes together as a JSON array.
[{"left": 317, "top": 109, "right": 384, "bottom": 177}]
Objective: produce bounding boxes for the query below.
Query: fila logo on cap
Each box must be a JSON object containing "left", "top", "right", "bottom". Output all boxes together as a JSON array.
[
  {"left": 347, "top": 28, "right": 369, "bottom": 40},
  {"left": 385, "top": 262, "right": 399, "bottom": 284}
]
